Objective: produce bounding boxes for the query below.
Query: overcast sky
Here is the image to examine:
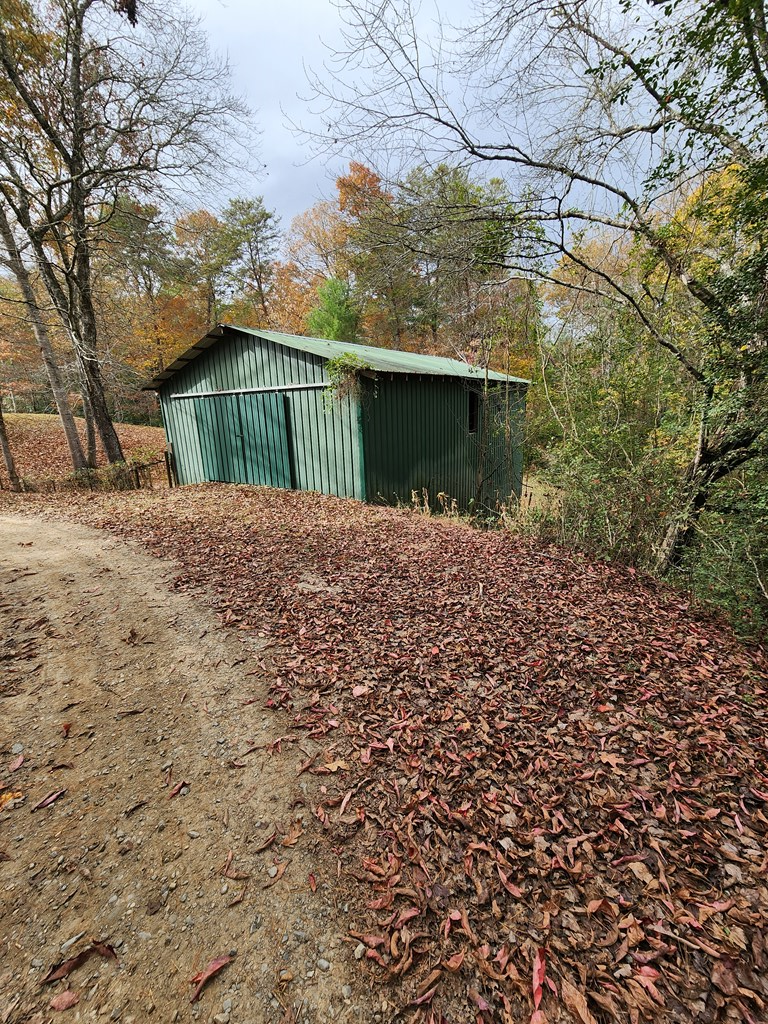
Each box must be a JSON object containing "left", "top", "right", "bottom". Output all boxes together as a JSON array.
[
  {"left": 182, "top": 0, "right": 343, "bottom": 226},
  {"left": 184, "top": 0, "right": 466, "bottom": 228}
]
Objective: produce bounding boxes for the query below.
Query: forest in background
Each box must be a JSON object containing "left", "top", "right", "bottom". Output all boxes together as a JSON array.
[{"left": 0, "top": 0, "right": 766, "bottom": 638}]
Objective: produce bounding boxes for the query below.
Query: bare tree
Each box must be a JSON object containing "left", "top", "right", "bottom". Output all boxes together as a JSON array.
[
  {"left": 0, "top": 203, "right": 87, "bottom": 471},
  {"left": 309, "top": 0, "right": 768, "bottom": 568},
  {"left": 0, "top": 0, "right": 251, "bottom": 462}
]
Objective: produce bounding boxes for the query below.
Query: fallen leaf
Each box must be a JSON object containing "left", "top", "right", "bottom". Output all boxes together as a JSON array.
[
  {"left": 498, "top": 865, "right": 523, "bottom": 897},
  {"left": 468, "top": 987, "right": 492, "bottom": 1011},
  {"left": 443, "top": 950, "right": 465, "bottom": 971},
  {"left": 253, "top": 830, "right": 277, "bottom": 853},
  {"left": 280, "top": 821, "right": 303, "bottom": 847},
  {"left": 49, "top": 990, "right": 80, "bottom": 1011},
  {"left": 409, "top": 985, "right": 438, "bottom": 1006},
  {"left": 220, "top": 851, "right": 250, "bottom": 881},
  {"left": 189, "top": 954, "right": 232, "bottom": 1003},
  {"left": 627, "top": 861, "right": 655, "bottom": 886},
  {"left": 44, "top": 943, "right": 118, "bottom": 983},
  {"left": 31, "top": 788, "right": 66, "bottom": 811},
  {"left": 560, "top": 977, "right": 598, "bottom": 1024},
  {"left": 8, "top": 754, "right": 23, "bottom": 772},
  {"left": 394, "top": 906, "right": 420, "bottom": 928},
  {"left": 532, "top": 948, "right": 546, "bottom": 1010}
]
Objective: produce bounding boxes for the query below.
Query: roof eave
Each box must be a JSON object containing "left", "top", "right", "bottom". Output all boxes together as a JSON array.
[{"left": 141, "top": 325, "right": 225, "bottom": 390}]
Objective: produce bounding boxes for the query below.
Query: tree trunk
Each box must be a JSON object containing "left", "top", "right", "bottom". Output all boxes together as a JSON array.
[
  {"left": 655, "top": 423, "right": 761, "bottom": 573},
  {"left": 16, "top": 206, "right": 125, "bottom": 465},
  {"left": 82, "top": 392, "right": 97, "bottom": 468},
  {"left": 71, "top": 223, "right": 125, "bottom": 462},
  {"left": 0, "top": 204, "right": 87, "bottom": 471},
  {"left": 0, "top": 404, "right": 21, "bottom": 491},
  {"left": 74, "top": 335, "right": 123, "bottom": 462},
  {"left": 655, "top": 486, "right": 708, "bottom": 573}
]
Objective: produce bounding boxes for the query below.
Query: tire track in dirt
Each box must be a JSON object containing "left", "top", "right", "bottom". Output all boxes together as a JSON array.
[{"left": 0, "top": 515, "right": 371, "bottom": 1024}]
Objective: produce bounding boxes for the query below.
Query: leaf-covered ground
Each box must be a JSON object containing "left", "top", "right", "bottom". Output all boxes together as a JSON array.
[
  {"left": 7, "top": 484, "right": 768, "bottom": 1024},
  {"left": 0, "top": 413, "right": 165, "bottom": 485}
]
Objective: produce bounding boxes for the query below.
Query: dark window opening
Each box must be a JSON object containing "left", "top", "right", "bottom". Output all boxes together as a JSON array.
[{"left": 468, "top": 390, "right": 479, "bottom": 434}]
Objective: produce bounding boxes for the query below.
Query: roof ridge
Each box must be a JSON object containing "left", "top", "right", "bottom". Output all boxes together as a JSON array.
[{"left": 142, "top": 323, "right": 530, "bottom": 390}]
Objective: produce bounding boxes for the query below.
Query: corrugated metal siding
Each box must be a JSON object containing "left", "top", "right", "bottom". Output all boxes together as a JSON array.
[
  {"left": 285, "top": 388, "right": 363, "bottom": 499},
  {"left": 361, "top": 375, "right": 477, "bottom": 507},
  {"left": 159, "top": 328, "right": 364, "bottom": 499},
  {"left": 477, "top": 385, "right": 526, "bottom": 509},
  {"left": 361, "top": 376, "right": 525, "bottom": 511}
]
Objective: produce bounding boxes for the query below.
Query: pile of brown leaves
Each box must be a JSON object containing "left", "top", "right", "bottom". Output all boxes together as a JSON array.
[{"left": 38, "top": 486, "right": 768, "bottom": 1022}]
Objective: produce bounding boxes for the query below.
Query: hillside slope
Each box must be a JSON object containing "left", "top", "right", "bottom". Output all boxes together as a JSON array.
[{"left": 0, "top": 413, "right": 165, "bottom": 485}]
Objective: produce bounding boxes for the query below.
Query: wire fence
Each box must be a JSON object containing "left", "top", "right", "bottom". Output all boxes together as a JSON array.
[{"left": 2, "top": 454, "right": 176, "bottom": 494}]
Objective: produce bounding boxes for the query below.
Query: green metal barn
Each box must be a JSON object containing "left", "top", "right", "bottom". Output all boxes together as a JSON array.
[{"left": 145, "top": 325, "right": 529, "bottom": 510}]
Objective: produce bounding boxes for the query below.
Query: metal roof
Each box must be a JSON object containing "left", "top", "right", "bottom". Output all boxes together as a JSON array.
[{"left": 143, "top": 324, "right": 530, "bottom": 390}]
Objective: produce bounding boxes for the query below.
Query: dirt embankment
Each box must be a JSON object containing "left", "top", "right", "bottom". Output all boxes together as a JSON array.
[{"left": 0, "top": 515, "right": 373, "bottom": 1024}]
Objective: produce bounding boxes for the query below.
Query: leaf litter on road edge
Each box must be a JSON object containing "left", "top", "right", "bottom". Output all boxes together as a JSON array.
[{"left": 33, "top": 484, "right": 768, "bottom": 1023}]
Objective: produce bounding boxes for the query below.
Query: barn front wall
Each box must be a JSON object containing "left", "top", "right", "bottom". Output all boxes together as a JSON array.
[{"left": 159, "top": 329, "right": 365, "bottom": 500}]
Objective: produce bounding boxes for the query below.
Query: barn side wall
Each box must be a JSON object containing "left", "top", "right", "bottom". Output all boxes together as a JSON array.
[
  {"left": 360, "top": 375, "right": 526, "bottom": 511},
  {"left": 478, "top": 384, "right": 527, "bottom": 508},
  {"left": 159, "top": 330, "right": 364, "bottom": 500}
]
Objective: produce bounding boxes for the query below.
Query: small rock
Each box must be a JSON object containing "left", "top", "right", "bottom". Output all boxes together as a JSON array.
[
  {"left": 213, "top": 1015, "right": 229, "bottom": 1024},
  {"left": 279, "top": 969, "right": 294, "bottom": 982},
  {"left": 267, "top": 866, "right": 278, "bottom": 879},
  {"left": 61, "top": 932, "right": 86, "bottom": 953},
  {"left": 342, "top": 986, "right": 352, "bottom": 1000},
  {"left": 222, "top": 999, "right": 232, "bottom": 1012},
  {"left": 188, "top": 830, "right": 199, "bottom": 839},
  {"left": 354, "top": 943, "right": 365, "bottom": 960},
  {"left": 317, "top": 958, "right": 331, "bottom": 972},
  {"left": 11, "top": 743, "right": 23, "bottom": 755}
]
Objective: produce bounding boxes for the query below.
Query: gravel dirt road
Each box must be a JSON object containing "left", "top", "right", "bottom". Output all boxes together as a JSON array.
[{"left": 0, "top": 515, "right": 369, "bottom": 1024}]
